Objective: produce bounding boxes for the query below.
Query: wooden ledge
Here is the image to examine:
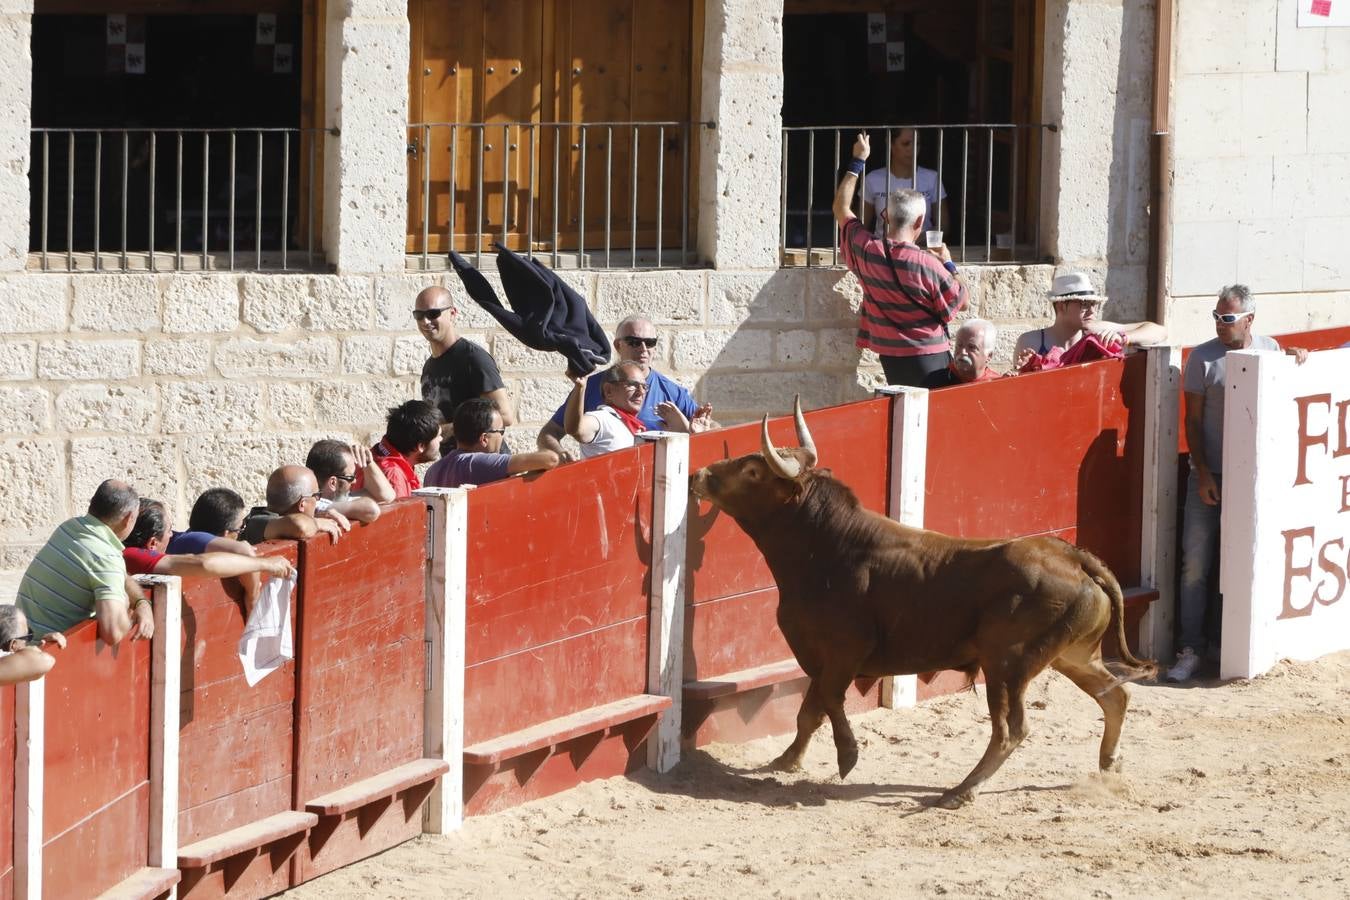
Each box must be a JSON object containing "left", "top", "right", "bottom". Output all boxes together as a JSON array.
[
  {"left": 177, "top": 810, "right": 319, "bottom": 868},
  {"left": 305, "top": 757, "right": 450, "bottom": 817},
  {"left": 97, "top": 866, "right": 182, "bottom": 900},
  {"left": 1122, "top": 586, "right": 1160, "bottom": 608},
  {"left": 464, "top": 693, "right": 673, "bottom": 767},
  {"left": 683, "top": 658, "right": 805, "bottom": 703}
]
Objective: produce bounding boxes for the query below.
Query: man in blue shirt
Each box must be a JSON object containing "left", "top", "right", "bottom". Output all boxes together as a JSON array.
[
  {"left": 425, "top": 399, "right": 561, "bottom": 488},
  {"left": 536, "top": 315, "right": 714, "bottom": 460}
]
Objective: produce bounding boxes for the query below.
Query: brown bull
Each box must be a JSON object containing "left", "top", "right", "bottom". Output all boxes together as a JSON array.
[{"left": 689, "top": 398, "right": 1155, "bottom": 808}]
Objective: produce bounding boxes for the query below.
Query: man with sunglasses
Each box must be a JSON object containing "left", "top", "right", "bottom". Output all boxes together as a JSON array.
[
  {"left": 0, "top": 605, "right": 65, "bottom": 686},
  {"left": 1012, "top": 272, "right": 1167, "bottom": 369},
  {"left": 1168, "top": 285, "right": 1307, "bottom": 683},
  {"left": 424, "top": 398, "right": 561, "bottom": 488},
  {"left": 306, "top": 439, "right": 390, "bottom": 524},
  {"left": 414, "top": 285, "right": 516, "bottom": 430},
  {"left": 537, "top": 315, "right": 711, "bottom": 460},
  {"left": 240, "top": 465, "right": 344, "bottom": 545},
  {"left": 565, "top": 361, "right": 692, "bottom": 460}
]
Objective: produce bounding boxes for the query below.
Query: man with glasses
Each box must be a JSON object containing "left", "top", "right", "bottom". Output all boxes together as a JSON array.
[
  {"left": 0, "top": 605, "right": 65, "bottom": 686},
  {"left": 306, "top": 439, "right": 391, "bottom": 524},
  {"left": 424, "top": 398, "right": 561, "bottom": 488},
  {"left": 1012, "top": 272, "right": 1167, "bottom": 369},
  {"left": 565, "top": 361, "right": 692, "bottom": 460},
  {"left": 1168, "top": 285, "right": 1307, "bottom": 683},
  {"left": 240, "top": 465, "right": 344, "bottom": 545},
  {"left": 414, "top": 285, "right": 515, "bottom": 429},
  {"left": 537, "top": 315, "right": 711, "bottom": 460}
]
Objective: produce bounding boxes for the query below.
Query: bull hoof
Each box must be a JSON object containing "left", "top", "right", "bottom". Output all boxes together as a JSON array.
[
  {"left": 768, "top": 752, "right": 803, "bottom": 773},
  {"left": 935, "top": 790, "right": 973, "bottom": 810},
  {"left": 1101, "top": 753, "right": 1123, "bottom": 773},
  {"left": 837, "top": 746, "right": 858, "bottom": 781}
]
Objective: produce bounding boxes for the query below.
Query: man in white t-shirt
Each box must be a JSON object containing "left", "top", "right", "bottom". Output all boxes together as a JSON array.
[
  {"left": 564, "top": 361, "right": 691, "bottom": 459},
  {"left": 861, "top": 128, "right": 948, "bottom": 237}
]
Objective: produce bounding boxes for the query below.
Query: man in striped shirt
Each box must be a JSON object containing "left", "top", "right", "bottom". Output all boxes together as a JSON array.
[
  {"left": 834, "top": 132, "right": 967, "bottom": 387},
  {"left": 17, "top": 479, "right": 152, "bottom": 644}
]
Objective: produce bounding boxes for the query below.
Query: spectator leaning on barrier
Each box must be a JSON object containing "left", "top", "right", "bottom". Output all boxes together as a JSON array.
[
  {"left": 16, "top": 479, "right": 152, "bottom": 644},
  {"left": 123, "top": 499, "right": 296, "bottom": 581},
  {"left": 241, "top": 465, "right": 345, "bottom": 545},
  {"left": 354, "top": 400, "right": 443, "bottom": 500},
  {"left": 1012, "top": 273, "right": 1167, "bottom": 370},
  {"left": 536, "top": 314, "right": 714, "bottom": 462},
  {"left": 0, "top": 604, "right": 66, "bottom": 685},
  {"left": 424, "top": 398, "right": 561, "bottom": 489},
  {"left": 834, "top": 132, "right": 968, "bottom": 388},
  {"left": 565, "top": 361, "right": 692, "bottom": 460},
  {"left": 167, "top": 488, "right": 257, "bottom": 556},
  {"left": 306, "top": 439, "right": 388, "bottom": 523},
  {"left": 1168, "top": 285, "right": 1308, "bottom": 683},
  {"left": 415, "top": 284, "right": 516, "bottom": 431},
  {"left": 923, "top": 318, "right": 1004, "bottom": 388}
]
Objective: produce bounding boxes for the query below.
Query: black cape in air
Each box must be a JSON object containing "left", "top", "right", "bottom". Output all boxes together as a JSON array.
[{"left": 448, "top": 245, "right": 611, "bottom": 375}]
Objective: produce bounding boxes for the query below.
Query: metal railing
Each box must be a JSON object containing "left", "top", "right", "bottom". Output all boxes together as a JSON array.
[
  {"left": 407, "top": 120, "right": 713, "bottom": 271},
  {"left": 779, "top": 122, "right": 1057, "bottom": 267},
  {"left": 29, "top": 127, "right": 333, "bottom": 272}
]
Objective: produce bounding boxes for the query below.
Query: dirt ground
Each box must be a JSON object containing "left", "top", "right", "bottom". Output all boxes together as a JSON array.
[{"left": 286, "top": 652, "right": 1350, "bottom": 899}]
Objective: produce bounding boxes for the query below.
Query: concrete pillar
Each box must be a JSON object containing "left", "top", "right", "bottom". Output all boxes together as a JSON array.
[
  {"left": 696, "top": 0, "right": 784, "bottom": 270},
  {"left": 0, "top": 3, "right": 33, "bottom": 272},
  {"left": 323, "top": 1, "right": 409, "bottom": 274},
  {"left": 1040, "top": 0, "right": 1155, "bottom": 316}
]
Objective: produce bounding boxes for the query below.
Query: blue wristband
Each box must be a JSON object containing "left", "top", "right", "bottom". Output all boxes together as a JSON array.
[
  {"left": 943, "top": 260, "right": 958, "bottom": 275},
  {"left": 843, "top": 158, "right": 866, "bottom": 178}
]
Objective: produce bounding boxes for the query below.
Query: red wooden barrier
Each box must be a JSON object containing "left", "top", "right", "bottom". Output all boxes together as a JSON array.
[
  {"left": 176, "top": 543, "right": 306, "bottom": 900},
  {"left": 0, "top": 685, "right": 12, "bottom": 900},
  {"left": 683, "top": 398, "right": 891, "bottom": 746},
  {"left": 41, "top": 620, "right": 175, "bottom": 897},
  {"left": 924, "top": 355, "right": 1148, "bottom": 698},
  {"left": 462, "top": 444, "right": 665, "bottom": 815},
  {"left": 291, "top": 501, "right": 437, "bottom": 882}
]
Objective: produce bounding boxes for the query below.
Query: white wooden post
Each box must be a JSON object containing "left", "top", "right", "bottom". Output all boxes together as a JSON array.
[
  {"left": 1139, "top": 345, "right": 1180, "bottom": 661},
  {"left": 639, "top": 431, "right": 690, "bottom": 772},
  {"left": 873, "top": 386, "right": 927, "bottom": 709},
  {"left": 15, "top": 676, "right": 43, "bottom": 900},
  {"left": 413, "top": 487, "right": 469, "bottom": 833},
  {"left": 142, "top": 574, "right": 182, "bottom": 895}
]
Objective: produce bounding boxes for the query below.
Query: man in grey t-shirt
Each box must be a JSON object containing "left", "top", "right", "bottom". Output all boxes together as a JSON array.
[{"left": 1167, "top": 285, "right": 1308, "bottom": 682}]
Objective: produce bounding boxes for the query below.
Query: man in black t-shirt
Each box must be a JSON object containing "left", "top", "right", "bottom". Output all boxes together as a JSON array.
[{"left": 414, "top": 285, "right": 515, "bottom": 429}]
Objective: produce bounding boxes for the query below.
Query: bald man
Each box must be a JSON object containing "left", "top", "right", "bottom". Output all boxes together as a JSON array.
[
  {"left": 415, "top": 285, "right": 515, "bottom": 430},
  {"left": 239, "top": 465, "right": 344, "bottom": 545}
]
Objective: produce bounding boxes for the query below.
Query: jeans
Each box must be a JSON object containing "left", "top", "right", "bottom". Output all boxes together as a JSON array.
[{"left": 1178, "top": 469, "right": 1222, "bottom": 654}]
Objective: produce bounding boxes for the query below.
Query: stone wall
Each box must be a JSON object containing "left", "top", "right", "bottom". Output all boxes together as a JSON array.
[
  {"left": 1166, "top": 0, "right": 1350, "bottom": 343},
  {"left": 0, "top": 263, "right": 1052, "bottom": 568}
]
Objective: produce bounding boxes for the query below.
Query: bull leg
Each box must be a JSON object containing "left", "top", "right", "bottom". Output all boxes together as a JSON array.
[
  {"left": 937, "top": 674, "right": 1027, "bottom": 809},
  {"left": 817, "top": 669, "right": 860, "bottom": 780},
  {"left": 1053, "top": 655, "right": 1130, "bottom": 771},
  {"left": 768, "top": 679, "right": 825, "bottom": 772}
]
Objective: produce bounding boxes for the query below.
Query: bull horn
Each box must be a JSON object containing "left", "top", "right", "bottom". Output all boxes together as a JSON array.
[
  {"left": 761, "top": 414, "right": 802, "bottom": 480},
  {"left": 793, "top": 395, "right": 817, "bottom": 469}
]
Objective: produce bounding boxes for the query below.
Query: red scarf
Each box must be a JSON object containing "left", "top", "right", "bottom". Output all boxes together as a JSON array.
[{"left": 606, "top": 405, "right": 646, "bottom": 436}]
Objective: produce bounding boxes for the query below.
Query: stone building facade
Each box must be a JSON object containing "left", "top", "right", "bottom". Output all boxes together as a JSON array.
[{"left": 1, "top": 0, "right": 1347, "bottom": 568}]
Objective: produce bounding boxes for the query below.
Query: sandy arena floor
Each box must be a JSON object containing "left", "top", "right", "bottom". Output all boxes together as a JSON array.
[{"left": 285, "top": 651, "right": 1350, "bottom": 899}]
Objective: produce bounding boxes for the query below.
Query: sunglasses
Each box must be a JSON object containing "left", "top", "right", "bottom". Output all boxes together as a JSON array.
[
  {"left": 613, "top": 379, "right": 649, "bottom": 392},
  {"left": 334, "top": 473, "right": 357, "bottom": 483},
  {"left": 412, "top": 307, "right": 450, "bottom": 322},
  {"left": 5, "top": 632, "right": 36, "bottom": 650},
  {"left": 619, "top": 336, "right": 658, "bottom": 349},
  {"left": 1212, "top": 311, "right": 1254, "bottom": 325},
  {"left": 484, "top": 428, "right": 506, "bottom": 435}
]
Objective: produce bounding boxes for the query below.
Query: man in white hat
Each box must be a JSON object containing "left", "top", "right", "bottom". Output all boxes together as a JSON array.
[{"left": 1012, "top": 272, "right": 1166, "bottom": 367}]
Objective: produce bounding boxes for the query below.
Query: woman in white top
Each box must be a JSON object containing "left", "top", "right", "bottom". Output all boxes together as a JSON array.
[
  {"left": 565, "top": 361, "right": 691, "bottom": 459},
  {"left": 861, "top": 128, "right": 948, "bottom": 237},
  {"left": 1013, "top": 272, "right": 1168, "bottom": 368}
]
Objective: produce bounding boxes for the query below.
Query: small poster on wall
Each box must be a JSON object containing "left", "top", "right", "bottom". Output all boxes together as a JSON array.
[
  {"left": 866, "top": 12, "right": 887, "bottom": 44},
  {"left": 1298, "top": 0, "right": 1350, "bottom": 26},
  {"left": 107, "top": 14, "right": 147, "bottom": 75},
  {"left": 886, "top": 40, "right": 906, "bottom": 72}
]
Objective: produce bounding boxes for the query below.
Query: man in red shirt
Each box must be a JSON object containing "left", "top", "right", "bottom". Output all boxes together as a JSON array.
[
  {"left": 923, "top": 319, "right": 1006, "bottom": 388},
  {"left": 354, "top": 399, "right": 443, "bottom": 499},
  {"left": 833, "top": 131, "right": 967, "bottom": 388}
]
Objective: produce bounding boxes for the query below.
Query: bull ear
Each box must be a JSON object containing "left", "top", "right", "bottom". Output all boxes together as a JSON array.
[
  {"left": 793, "top": 395, "right": 817, "bottom": 469},
  {"left": 761, "top": 414, "right": 802, "bottom": 480}
]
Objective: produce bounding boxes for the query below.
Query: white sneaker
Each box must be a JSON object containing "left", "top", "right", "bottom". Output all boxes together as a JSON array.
[{"left": 1166, "top": 647, "right": 1202, "bottom": 683}]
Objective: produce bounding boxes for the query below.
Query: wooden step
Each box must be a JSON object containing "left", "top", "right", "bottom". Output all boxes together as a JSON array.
[
  {"left": 463, "top": 693, "right": 673, "bottom": 766},
  {"left": 177, "top": 810, "right": 319, "bottom": 868},
  {"left": 305, "top": 757, "right": 450, "bottom": 817},
  {"left": 683, "top": 658, "right": 805, "bottom": 702},
  {"left": 97, "top": 866, "right": 181, "bottom": 900}
]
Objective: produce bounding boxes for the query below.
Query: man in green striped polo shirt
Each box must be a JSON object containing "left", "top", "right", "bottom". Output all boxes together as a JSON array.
[{"left": 17, "top": 479, "right": 153, "bottom": 644}]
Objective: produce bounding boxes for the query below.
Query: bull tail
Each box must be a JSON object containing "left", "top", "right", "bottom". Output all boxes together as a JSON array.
[{"left": 1076, "top": 549, "right": 1156, "bottom": 675}]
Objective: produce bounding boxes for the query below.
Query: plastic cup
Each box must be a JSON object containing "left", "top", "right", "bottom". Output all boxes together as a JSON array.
[{"left": 925, "top": 230, "right": 943, "bottom": 247}]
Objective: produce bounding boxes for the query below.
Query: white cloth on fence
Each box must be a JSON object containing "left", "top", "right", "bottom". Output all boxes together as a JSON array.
[{"left": 238, "top": 571, "right": 296, "bottom": 686}]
